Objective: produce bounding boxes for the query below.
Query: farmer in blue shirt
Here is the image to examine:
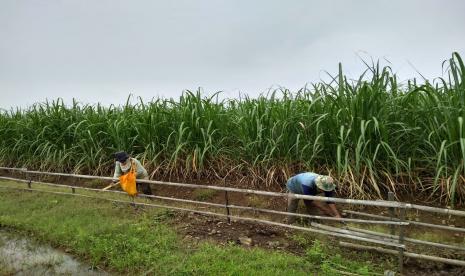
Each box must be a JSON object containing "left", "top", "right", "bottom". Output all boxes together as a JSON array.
[{"left": 286, "top": 172, "right": 341, "bottom": 223}]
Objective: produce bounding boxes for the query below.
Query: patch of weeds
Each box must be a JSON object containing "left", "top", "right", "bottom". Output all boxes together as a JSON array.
[
  {"left": 247, "top": 195, "right": 269, "bottom": 209},
  {"left": 86, "top": 179, "right": 107, "bottom": 188},
  {"left": 306, "top": 240, "right": 326, "bottom": 264},
  {"left": 153, "top": 210, "right": 176, "bottom": 223},
  {"left": 406, "top": 211, "right": 419, "bottom": 221},
  {"left": 181, "top": 242, "right": 318, "bottom": 275},
  {"left": 290, "top": 233, "right": 311, "bottom": 247},
  {"left": 366, "top": 225, "right": 390, "bottom": 234},
  {"left": 305, "top": 240, "right": 379, "bottom": 275},
  {"left": 193, "top": 188, "right": 217, "bottom": 201},
  {"left": 414, "top": 231, "right": 452, "bottom": 244}
]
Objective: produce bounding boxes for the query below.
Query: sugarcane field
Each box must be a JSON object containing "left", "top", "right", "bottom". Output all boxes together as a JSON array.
[{"left": 1, "top": 1, "right": 465, "bottom": 276}]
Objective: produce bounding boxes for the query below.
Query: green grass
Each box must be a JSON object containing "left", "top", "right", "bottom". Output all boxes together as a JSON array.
[
  {"left": 0, "top": 186, "right": 383, "bottom": 275},
  {"left": 192, "top": 188, "right": 218, "bottom": 201},
  {"left": 1, "top": 53, "right": 464, "bottom": 205},
  {"left": 246, "top": 195, "right": 270, "bottom": 209}
]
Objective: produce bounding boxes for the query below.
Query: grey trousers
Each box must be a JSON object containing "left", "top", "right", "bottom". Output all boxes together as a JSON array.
[
  {"left": 137, "top": 176, "right": 153, "bottom": 195},
  {"left": 287, "top": 192, "right": 313, "bottom": 224}
]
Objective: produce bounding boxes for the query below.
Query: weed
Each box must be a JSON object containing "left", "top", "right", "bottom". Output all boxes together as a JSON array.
[
  {"left": 306, "top": 240, "right": 326, "bottom": 264},
  {"left": 192, "top": 188, "right": 217, "bottom": 201},
  {"left": 305, "top": 240, "right": 380, "bottom": 275},
  {"left": 153, "top": 209, "right": 176, "bottom": 223},
  {"left": 247, "top": 195, "right": 269, "bottom": 209},
  {"left": 290, "top": 233, "right": 310, "bottom": 247}
]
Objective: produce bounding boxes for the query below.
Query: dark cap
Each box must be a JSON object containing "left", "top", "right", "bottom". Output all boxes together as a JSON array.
[{"left": 114, "top": 151, "right": 129, "bottom": 163}]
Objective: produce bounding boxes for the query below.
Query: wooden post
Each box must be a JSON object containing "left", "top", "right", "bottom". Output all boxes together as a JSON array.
[
  {"left": 27, "top": 172, "right": 32, "bottom": 189},
  {"left": 398, "top": 208, "right": 406, "bottom": 274},
  {"left": 388, "top": 192, "right": 395, "bottom": 236},
  {"left": 388, "top": 191, "right": 405, "bottom": 274},
  {"left": 71, "top": 177, "right": 76, "bottom": 194},
  {"left": 224, "top": 191, "right": 231, "bottom": 223}
]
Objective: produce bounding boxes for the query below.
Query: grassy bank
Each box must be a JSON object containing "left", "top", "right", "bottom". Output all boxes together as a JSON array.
[
  {"left": 1, "top": 53, "right": 465, "bottom": 205},
  {"left": 0, "top": 186, "right": 383, "bottom": 275}
]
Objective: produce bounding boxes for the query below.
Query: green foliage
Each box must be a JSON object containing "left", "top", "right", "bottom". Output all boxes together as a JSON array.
[
  {"left": 1, "top": 53, "right": 465, "bottom": 204},
  {"left": 290, "top": 233, "right": 311, "bottom": 247},
  {"left": 247, "top": 195, "right": 269, "bottom": 209},
  {"left": 306, "top": 240, "right": 377, "bottom": 276},
  {"left": 306, "top": 240, "right": 326, "bottom": 264},
  {"left": 182, "top": 243, "right": 316, "bottom": 275},
  {"left": 192, "top": 188, "right": 218, "bottom": 201}
]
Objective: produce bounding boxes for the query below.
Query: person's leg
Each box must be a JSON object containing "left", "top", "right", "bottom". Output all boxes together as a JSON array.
[
  {"left": 301, "top": 185, "right": 315, "bottom": 223},
  {"left": 287, "top": 195, "right": 299, "bottom": 224},
  {"left": 286, "top": 178, "right": 300, "bottom": 224},
  {"left": 137, "top": 177, "right": 154, "bottom": 196},
  {"left": 303, "top": 200, "right": 313, "bottom": 215}
]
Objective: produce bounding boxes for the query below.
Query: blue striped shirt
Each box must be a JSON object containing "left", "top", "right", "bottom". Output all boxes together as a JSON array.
[{"left": 286, "top": 172, "right": 334, "bottom": 201}]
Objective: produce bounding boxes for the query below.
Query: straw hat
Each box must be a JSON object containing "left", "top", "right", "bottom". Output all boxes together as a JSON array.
[{"left": 315, "top": 175, "right": 336, "bottom": 191}]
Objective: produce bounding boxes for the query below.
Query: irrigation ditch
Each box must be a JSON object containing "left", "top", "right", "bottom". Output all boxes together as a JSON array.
[
  {"left": 1, "top": 167, "right": 465, "bottom": 275},
  {"left": 0, "top": 228, "right": 107, "bottom": 275}
]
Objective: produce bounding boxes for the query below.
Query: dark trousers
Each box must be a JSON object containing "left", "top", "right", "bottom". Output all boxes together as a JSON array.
[
  {"left": 287, "top": 193, "right": 313, "bottom": 224},
  {"left": 137, "top": 182, "right": 153, "bottom": 195}
]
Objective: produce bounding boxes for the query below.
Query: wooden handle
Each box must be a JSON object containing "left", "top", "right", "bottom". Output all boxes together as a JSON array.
[{"left": 102, "top": 182, "right": 119, "bottom": 191}]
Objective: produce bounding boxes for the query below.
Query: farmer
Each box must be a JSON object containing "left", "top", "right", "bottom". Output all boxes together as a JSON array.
[
  {"left": 113, "top": 151, "right": 153, "bottom": 196},
  {"left": 286, "top": 172, "right": 341, "bottom": 224}
]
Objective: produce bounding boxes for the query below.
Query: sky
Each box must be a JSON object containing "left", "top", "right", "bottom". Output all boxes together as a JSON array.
[{"left": 1, "top": 0, "right": 464, "bottom": 109}]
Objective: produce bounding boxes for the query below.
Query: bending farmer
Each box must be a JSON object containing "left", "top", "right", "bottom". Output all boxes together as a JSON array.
[
  {"left": 286, "top": 172, "right": 341, "bottom": 224},
  {"left": 113, "top": 151, "right": 153, "bottom": 196}
]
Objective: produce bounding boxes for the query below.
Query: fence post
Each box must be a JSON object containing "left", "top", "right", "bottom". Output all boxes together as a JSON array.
[
  {"left": 389, "top": 191, "right": 406, "bottom": 274},
  {"left": 71, "top": 177, "right": 76, "bottom": 194},
  {"left": 27, "top": 172, "right": 32, "bottom": 189},
  {"left": 397, "top": 208, "right": 406, "bottom": 275},
  {"left": 388, "top": 192, "right": 395, "bottom": 236},
  {"left": 224, "top": 191, "right": 231, "bottom": 223}
]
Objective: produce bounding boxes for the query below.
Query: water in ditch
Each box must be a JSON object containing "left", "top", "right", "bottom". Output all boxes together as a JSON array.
[{"left": 0, "top": 229, "right": 108, "bottom": 275}]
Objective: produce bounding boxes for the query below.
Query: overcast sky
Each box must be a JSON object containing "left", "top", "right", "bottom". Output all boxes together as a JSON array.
[{"left": 1, "top": 0, "right": 464, "bottom": 109}]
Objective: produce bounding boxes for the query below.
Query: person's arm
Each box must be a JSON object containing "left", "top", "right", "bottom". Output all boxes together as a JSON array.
[
  {"left": 311, "top": 201, "right": 335, "bottom": 216},
  {"left": 323, "top": 190, "right": 341, "bottom": 218},
  {"left": 134, "top": 159, "right": 149, "bottom": 178},
  {"left": 113, "top": 162, "right": 122, "bottom": 181},
  {"left": 327, "top": 203, "right": 341, "bottom": 218}
]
